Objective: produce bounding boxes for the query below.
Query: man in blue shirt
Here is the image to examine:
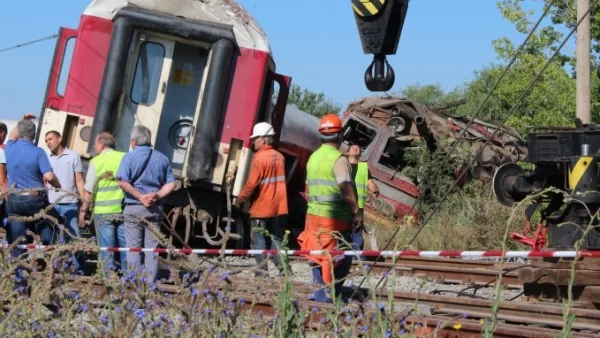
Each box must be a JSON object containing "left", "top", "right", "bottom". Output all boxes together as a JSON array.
[
  {"left": 116, "top": 125, "right": 176, "bottom": 281},
  {"left": 5, "top": 114, "right": 61, "bottom": 258}
]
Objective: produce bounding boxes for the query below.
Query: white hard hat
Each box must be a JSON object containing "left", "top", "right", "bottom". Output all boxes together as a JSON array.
[{"left": 250, "top": 122, "right": 275, "bottom": 139}]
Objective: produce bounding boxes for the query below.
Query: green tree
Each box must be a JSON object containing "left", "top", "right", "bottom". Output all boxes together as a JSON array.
[
  {"left": 491, "top": 0, "right": 600, "bottom": 125},
  {"left": 285, "top": 84, "right": 342, "bottom": 118},
  {"left": 450, "top": 0, "right": 596, "bottom": 134},
  {"left": 399, "top": 83, "right": 465, "bottom": 109}
]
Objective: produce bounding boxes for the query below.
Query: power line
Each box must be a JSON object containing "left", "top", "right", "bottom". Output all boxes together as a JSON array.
[
  {"left": 405, "top": 0, "right": 598, "bottom": 254},
  {"left": 346, "top": 2, "right": 560, "bottom": 302},
  {"left": 352, "top": 0, "right": 599, "bottom": 305},
  {"left": 0, "top": 35, "right": 58, "bottom": 54}
]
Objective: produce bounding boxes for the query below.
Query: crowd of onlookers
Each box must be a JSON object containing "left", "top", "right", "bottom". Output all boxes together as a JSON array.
[{"left": 0, "top": 113, "right": 176, "bottom": 282}]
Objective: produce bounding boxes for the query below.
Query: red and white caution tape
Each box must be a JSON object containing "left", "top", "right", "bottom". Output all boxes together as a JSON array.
[{"left": 5, "top": 245, "right": 600, "bottom": 258}]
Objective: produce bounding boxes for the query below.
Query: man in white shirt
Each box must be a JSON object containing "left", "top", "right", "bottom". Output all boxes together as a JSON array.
[{"left": 45, "top": 130, "right": 86, "bottom": 273}]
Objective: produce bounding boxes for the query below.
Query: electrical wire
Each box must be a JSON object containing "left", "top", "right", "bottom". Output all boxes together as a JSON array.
[
  {"left": 352, "top": 0, "right": 598, "bottom": 304},
  {"left": 0, "top": 35, "right": 58, "bottom": 54},
  {"left": 347, "top": 2, "right": 555, "bottom": 302}
]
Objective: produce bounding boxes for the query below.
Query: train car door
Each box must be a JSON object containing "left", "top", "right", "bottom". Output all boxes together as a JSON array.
[
  {"left": 114, "top": 33, "right": 174, "bottom": 152},
  {"left": 154, "top": 42, "right": 208, "bottom": 174}
]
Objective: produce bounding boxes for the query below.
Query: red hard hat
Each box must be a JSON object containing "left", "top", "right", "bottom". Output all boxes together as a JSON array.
[{"left": 319, "top": 114, "right": 342, "bottom": 134}]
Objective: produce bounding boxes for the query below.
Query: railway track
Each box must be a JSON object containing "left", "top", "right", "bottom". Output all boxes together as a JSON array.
[
  {"left": 40, "top": 273, "right": 600, "bottom": 337},
  {"left": 347, "top": 256, "right": 523, "bottom": 287}
]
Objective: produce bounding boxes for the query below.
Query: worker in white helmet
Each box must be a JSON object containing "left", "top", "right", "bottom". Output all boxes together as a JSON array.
[{"left": 233, "top": 122, "right": 288, "bottom": 276}]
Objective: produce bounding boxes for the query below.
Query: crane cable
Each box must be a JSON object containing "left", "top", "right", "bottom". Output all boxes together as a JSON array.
[
  {"left": 404, "top": 0, "right": 598, "bottom": 259},
  {"left": 347, "top": 0, "right": 579, "bottom": 302},
  {"left": 0, "top": 34, "right": 58, "bottom": 54},
  {"left": 352, "top": 0, "right": 598, "bottom": 304}
]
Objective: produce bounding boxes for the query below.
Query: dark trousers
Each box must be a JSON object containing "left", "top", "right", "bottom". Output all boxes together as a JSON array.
[
  {"left": 7, "top": 194, "right": 56, "bottom": 257},
  {"left": 251, "top": 216, "right": 286, "bottom": 274},
  {"left": 352, "top": 230, "right": 366, "bottom": 261}
]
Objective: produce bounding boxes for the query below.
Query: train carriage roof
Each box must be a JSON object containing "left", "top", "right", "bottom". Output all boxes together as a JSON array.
[{"left": 84, "top": 0, "right": 271, "bottom": 52}]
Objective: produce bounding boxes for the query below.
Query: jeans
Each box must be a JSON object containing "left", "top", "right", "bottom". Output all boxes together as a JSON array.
[
  {"left": 124, "top": 204, "right": 162, "bottom": 282},
  {"left": 6, "top": 193, "right": 55, "bottom": 257},
  {"left": 251, "top": 216, "right": 284, "bottom": 275},
  {"left": 54, "top": 203, "right": 86, "bottom": 271},
  {"left": 351, "top": 230, "right": 366, "bottom": 262},
  {"left": 311, "top": 230, "right": 353, "bottom": 303},
  {"left": 95, "top": 213, "right": 127, "bottom": 273}
]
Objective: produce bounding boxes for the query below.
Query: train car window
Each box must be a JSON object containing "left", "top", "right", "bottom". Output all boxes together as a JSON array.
[
  {"left": 56, "top": 37, "right": 76, "bottom": 97},
  {"left": 279, "top": 150, "right": 298, "bottom": 182},
  {"left": 378, "top": 138, "right": 411, "bottom": 172},
  {"left": 343, "top": 119, "right": 377, "bottom": 150},
  {"left": 257, "top": 77, "right": 275, "bottom": 124},
  {"left": 130, "top": 42, "right": 165, "bottom": 106}
]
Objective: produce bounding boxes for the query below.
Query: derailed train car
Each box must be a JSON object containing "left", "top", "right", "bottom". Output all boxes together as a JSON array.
[
  {"left": 340, "top": 96, "right": 528, "bottom": 223},
  {"left": 34, "top": 0, "right": 321, "bottom": 248},
  {"left": 33, "top": 0, "right": 528, "bottom": 248}
]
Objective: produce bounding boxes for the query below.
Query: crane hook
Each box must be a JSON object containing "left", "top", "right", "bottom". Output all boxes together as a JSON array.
[{"left": 364, "top": 54, "right": 395, "bottom": 92}]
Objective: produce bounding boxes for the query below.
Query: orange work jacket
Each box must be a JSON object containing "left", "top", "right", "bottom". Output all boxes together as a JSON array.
[{"left": 237, "top": 145, "right": 288, "bottom": 218}]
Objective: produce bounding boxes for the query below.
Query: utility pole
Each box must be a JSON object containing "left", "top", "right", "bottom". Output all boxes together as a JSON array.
[{"left": 577, "top": 0, "right": 591, "bottom": 124}]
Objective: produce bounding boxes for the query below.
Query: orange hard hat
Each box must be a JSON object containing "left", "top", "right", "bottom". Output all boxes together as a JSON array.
[{"left": 319, "top": 114, "right": 342, "bottom": 134}]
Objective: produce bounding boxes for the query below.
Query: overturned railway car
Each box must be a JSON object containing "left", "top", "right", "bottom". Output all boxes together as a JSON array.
[
  {"left": 35, "top": 0, "right": 322, "bottom": 248},
  {"left": 340, "top": 96, "right": 528, "bottom": 224}
]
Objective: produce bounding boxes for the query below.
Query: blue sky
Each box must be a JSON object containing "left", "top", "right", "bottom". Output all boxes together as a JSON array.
[{"left": 0, "top": 0, "right": 556, "bottom": 120}]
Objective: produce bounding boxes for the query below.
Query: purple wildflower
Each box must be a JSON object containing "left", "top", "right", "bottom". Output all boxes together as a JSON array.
[{"left": 135, "top": 309, "right": 146, "bottom": 320}]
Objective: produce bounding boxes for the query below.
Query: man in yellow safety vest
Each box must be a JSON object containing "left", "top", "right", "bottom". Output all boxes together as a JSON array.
[
  {"left": 347, "top": 144, "right": 379, "bottom": 258},
  {"left": 79, "top": 132, "right": 127, "bottom": 273},
  {"left": 297, "top": 114, "right": 361, "bottom": 303}
]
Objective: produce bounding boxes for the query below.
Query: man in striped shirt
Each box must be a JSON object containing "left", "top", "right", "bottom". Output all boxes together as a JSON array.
[{"left": 233, "top": 122, "right": 288, "bottom": 276}]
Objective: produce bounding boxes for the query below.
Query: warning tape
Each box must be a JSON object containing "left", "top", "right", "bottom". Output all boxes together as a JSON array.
[{"left": 4, "top": 245, "right": 600, "bottom": 258}]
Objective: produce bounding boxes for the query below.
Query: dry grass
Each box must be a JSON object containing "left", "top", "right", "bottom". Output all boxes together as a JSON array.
[{"left": 367, "top": 181, "right": 528, "bottom": 251}]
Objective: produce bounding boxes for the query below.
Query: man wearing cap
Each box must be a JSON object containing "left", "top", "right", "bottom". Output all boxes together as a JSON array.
[
  {"left": 297, "top": 113, "right": 361, "bottom": 303},
  {"left": 233, "top": 122, "right": 288, "bottom": 276}
]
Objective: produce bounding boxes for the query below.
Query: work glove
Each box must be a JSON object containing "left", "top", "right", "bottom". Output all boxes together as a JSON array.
[{"left": 352, "top": 213, "right": 364, "bottom": 233}]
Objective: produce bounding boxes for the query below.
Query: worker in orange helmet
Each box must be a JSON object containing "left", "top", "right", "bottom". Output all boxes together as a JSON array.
[{"left": 297, "top": 113, "right": 360, "bottom": 303}]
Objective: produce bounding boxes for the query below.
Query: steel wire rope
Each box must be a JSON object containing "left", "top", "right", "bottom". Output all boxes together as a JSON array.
[
  {"left": 347, "top": 2, "right": 555, "bottom": 303},
  {"left": 0, "top": 34, "right": 58, "bottom": 54},
  {"left": 350, "top": 0, "right": 598, "bottom": 305}
]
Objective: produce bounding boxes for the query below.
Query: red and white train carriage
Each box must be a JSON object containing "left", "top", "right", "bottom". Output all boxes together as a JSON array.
[{"left": 36, "top": 0, "right": 321, "bottom": 248}]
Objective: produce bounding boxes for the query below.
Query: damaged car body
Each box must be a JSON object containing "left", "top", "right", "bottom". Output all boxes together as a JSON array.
[{"left": 340, "top": 96, "right": 529, "bottom": 224}]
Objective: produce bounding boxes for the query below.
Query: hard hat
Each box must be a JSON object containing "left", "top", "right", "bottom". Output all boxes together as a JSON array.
[
  {"left": 250, "top": 122, "right": 275, "bottom": 139},
  {"left": 319, "top": 114, "right": 342, "bottom": 134}
]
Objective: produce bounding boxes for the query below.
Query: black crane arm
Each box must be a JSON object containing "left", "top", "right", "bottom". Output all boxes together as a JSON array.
[{"left": 352, "top": 0, "right": 409, "bottom": 92}]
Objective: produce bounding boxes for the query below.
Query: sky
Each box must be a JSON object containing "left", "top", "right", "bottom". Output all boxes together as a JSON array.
[{"left": 0, "top": 0, "right": 557, "bottom": 120}]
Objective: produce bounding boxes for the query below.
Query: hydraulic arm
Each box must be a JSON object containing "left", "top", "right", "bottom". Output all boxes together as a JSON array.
[{"left": 352, "top": 0, "right": 409, "bottom": 92}]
